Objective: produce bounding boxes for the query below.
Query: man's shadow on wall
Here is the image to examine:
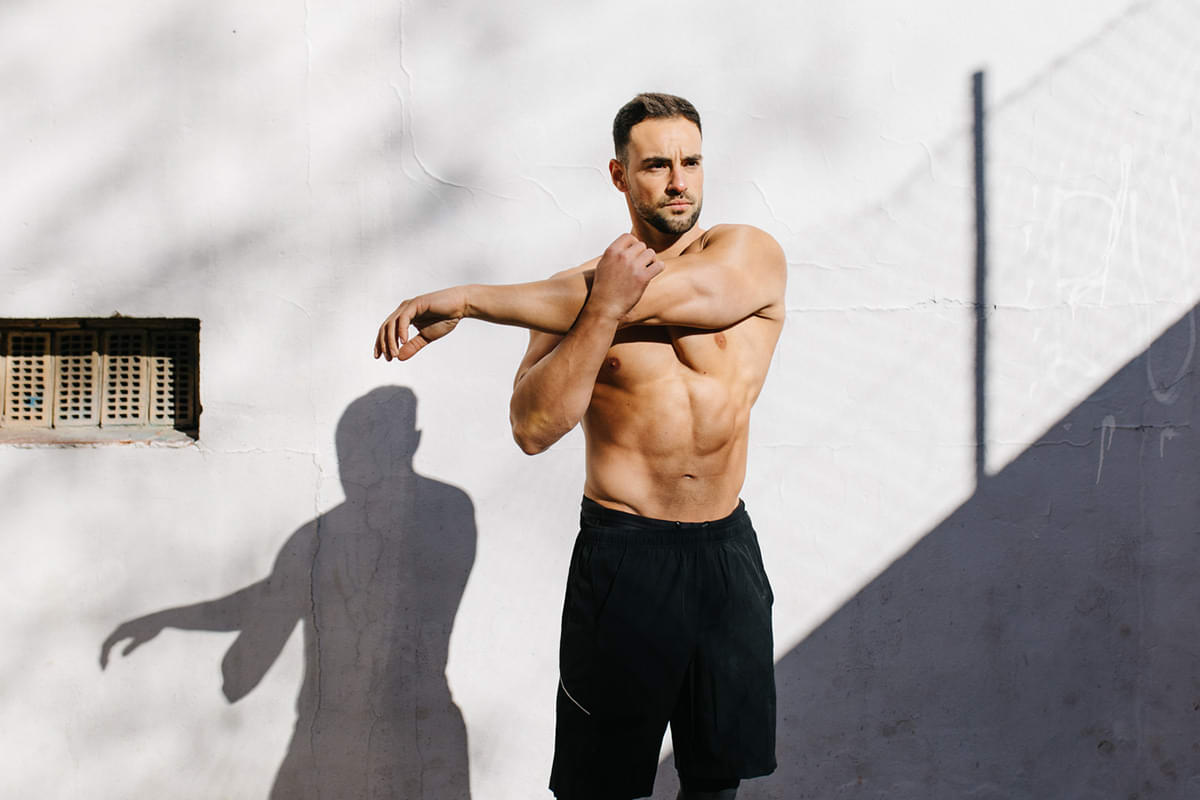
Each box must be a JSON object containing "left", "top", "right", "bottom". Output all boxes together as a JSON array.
[{"left": 100, "top": 386, "right": 476, "bottom": 799}]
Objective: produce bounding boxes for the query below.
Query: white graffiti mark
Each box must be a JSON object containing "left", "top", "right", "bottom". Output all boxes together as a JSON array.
[
  {"left": 1160, "top": 426, "right": 1179, "bottom": 458},
  {"left": 1144, "top": 178, "right": 1197, "bottom": 405},
  {"left": 1146, "top": 309, "right": 1196, "bottom": 405},
  {"left": 1096, "top": 415, "right": 1117, "bottom": 485},
  {"left": 1033, "top": 148, "right": 1133, "bottom": 400},
  {"left": 1042, "top": 145, "right": 1132, "bottom": 310}
]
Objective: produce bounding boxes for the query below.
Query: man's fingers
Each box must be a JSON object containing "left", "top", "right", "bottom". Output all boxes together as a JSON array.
[
  {"left": 375, "top": 307, "right": 400, "bottom": 361},
  {"left": 396, "top": 332, "right": 431, "bottom": 361},
  {"left": 376, "top": 295, "right": 445, "bottom": 362},
  {"left": 610, "top": 233, "right": 638, "bottom": 252},
  {"left": 395, "top": 297, "right": 427, "bottom": 347},
  {"left": 383, "top": 318, "right": 396, "bottom": 360},
  {"left": 384, "top": 305, "right": 410, "bottom": 360},
  {"left": 609, "top": 234, "right": 646, "bottom": 262},
  {"left": 398, "top": 304, "right": 412, "bottom": 345},
  {"left": 374, "top": 322, "right": 387, "bottom": 359},
  {"left": 377, "top": 322, "right": 390, "bottom": 361},
  {"left": 387, "top": 311, "right": 402, "bottom": 356}
]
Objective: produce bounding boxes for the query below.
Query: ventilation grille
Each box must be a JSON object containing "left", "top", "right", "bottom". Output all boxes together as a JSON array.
[
  {"left": 0, "top": 321, "right": 199, "bottom": 433},
  {"left": 3, "top": 333, "right": 52, "bottom": 427},
  {"left": 151, "top": 331, "right": 196, "bottom": 426},
  {"left": 54, "top": 331, "right": 99, "bottom": 427},
  {"left": 102, "top": 330, "right": 147, "bottom": 426}
]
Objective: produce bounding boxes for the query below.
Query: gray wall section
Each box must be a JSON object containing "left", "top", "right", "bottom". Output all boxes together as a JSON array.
[{"left": 660, "top": 306, "right": 1198, "bottom": 798}]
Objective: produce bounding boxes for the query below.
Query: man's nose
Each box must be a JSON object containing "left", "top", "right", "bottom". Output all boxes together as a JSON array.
[{"left": 667, "top": 164, "right": 687, "bottom": 193}]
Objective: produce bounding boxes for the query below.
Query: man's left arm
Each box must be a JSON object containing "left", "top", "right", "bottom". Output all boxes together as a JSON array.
[{"left": 621, "top": 224, "right": 787, "bottom": 329}]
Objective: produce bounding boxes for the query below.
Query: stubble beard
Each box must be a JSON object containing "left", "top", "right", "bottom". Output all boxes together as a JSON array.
[{"left": 634, "top": 194, "right": 703, "bottom": 236}]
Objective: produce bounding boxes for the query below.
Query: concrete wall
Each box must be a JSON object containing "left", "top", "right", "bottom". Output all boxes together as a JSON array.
[{"left": 2, "top": 0, "right": 1197, "bottom": 797}]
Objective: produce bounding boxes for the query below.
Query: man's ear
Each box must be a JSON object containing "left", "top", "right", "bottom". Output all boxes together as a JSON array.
[{"left": 608, "top": 158, "right": 629, "bottom": 193}]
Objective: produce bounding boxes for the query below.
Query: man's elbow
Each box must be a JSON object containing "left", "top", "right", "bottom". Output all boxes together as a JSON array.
[
  {"left": 510, "top": 397, "right": 577, "bottom": 454},
  {"left": 510, "top": 417, "right": 552, "bottom": 455},
  {"left": 513, "top": 428, "right": 549, "bottom": 456}
]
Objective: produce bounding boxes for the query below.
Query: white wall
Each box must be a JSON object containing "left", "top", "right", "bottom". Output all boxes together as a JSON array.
[{"left": 3, "top": 0, "right": 1197, "bottom": 797}]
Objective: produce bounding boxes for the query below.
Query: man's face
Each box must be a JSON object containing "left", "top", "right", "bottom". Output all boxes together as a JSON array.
[{"left": 612, "top": 116, "right": 704, "bottom": 236}]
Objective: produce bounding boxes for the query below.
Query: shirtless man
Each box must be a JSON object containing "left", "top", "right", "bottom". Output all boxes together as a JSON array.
[{"left": 374, "top": 93, "right": 786, "bottom": 800}]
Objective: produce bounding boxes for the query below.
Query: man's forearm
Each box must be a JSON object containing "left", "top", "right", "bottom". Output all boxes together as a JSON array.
[
  {"left": 509, "top": 307, "right": 618, "bottom": 454},
  {"left": 462, "top": 265, "right": 731, "bottom": 335},
  {"left": 466, "top": 274, "right": 592, "bottom": 335}
]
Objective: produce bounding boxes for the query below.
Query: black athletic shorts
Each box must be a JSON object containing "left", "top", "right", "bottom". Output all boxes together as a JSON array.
[{"left": 549, "top": 496, "right": 777, "bottom": 800}]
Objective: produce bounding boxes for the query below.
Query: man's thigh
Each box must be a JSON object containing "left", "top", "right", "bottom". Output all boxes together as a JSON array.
[
  {"left": 669, "top": 531, "right": 776, "bottom": 783},
  {"left": 551, "top": 537, "right": 696, "bottom": 799}
]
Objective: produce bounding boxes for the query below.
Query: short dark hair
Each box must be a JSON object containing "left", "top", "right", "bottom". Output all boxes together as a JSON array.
[{"left": 612, "top": 93, "right": 702, "bottom": 162}]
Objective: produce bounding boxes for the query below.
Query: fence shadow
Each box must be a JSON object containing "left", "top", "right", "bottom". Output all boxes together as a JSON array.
[{"left": 101, "top": 386, "right": 476, "bottom": 798}]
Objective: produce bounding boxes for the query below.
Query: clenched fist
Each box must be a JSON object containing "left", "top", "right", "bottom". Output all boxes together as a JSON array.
[{"left": 587, "top": 234, "right": 665, "bottom": 320}]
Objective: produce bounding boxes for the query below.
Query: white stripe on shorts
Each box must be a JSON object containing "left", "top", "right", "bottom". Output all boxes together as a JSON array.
[{"left": 559, "top": 676, "right": 591, "bottom": 716}]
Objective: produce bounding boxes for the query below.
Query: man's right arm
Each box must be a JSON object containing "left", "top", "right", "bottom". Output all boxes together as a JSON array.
[
  {"left": 507, "top": 312, "right": 615, "bottom": 455},
  {"left": 508, "top": 237, "right": 661, "bottom": 454}
]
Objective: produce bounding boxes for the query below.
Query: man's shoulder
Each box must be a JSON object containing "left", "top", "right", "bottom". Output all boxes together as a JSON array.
[
  {"left": 697, "top": 224, "right": 786, "bottom": 281},
  {"left": 699, "top": 223, "right": 781, "bottom": 251}
]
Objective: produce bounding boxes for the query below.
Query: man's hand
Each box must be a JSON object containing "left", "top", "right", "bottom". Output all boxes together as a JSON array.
[
  {"left": 587, "top": 234, "right": 665, "bottom": 321},
  {"left": 373, "top": 234, "right": 664, "bottom": 362},
  {"left": 374, "top": 285, "right": 469, "bottom": 361}
]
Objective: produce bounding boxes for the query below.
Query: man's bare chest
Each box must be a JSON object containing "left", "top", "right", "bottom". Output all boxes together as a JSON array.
[{"left": 596, "top": 325, "right": 743, "bottom": 389}]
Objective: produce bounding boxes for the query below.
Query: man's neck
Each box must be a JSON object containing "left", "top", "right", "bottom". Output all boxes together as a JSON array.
[{"left": 629, "top": 221, "right": 705, "bottom": 258}]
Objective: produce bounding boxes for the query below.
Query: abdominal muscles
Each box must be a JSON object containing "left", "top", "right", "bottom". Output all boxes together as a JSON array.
[{"left": 582, "top": 347, "right": 752, "bottom": 521}]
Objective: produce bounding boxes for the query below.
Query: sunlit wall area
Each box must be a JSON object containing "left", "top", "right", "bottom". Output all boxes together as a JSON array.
[
  {"left": 987, "top": 0, "right": 1200, "bottom": 472},
  {"left": 1, "top": 1, "right": 1190, "bottom": 798}
]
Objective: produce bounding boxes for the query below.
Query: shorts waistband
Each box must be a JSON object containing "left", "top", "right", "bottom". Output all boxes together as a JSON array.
[{"left": 579, "top": 495, "right": 751, "bottom": 545}]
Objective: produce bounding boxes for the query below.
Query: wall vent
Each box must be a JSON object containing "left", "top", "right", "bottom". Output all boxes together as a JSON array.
[{"left": 0, "top": 318, "right": 200, "bottom": 444}]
